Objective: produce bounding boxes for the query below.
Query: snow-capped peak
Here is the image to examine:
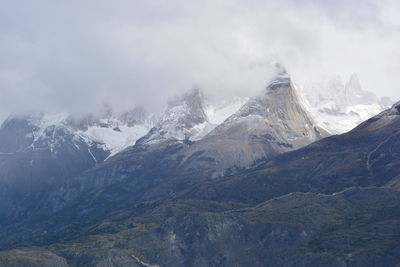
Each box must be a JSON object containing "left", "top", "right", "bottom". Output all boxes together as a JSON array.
[
  {"left": 72, "top": 107, "right": 155, "bottom": 156},
  {"left": 228, "top": 64, "right": 303, "bottom": 122},
  {"left": 137, "top": 87, "right": 249, "bottom": 145},
  {"left": 137, "top": 87, "right": 208, "bottom": 144},
  {"left": 205, "top": 97, "right": 249, "bottom": 125},
  {"left": 181, "top": 67, "right": 326, "bottom": 175},
  {"left": 298, "top": 74, "right": 393, "bottom": 134},
  {"left": 0, "top": 107, "right": 156, "bottom": 157}
]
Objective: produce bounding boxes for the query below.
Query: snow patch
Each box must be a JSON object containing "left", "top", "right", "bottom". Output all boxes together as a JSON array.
[
  {"left": 205, "top": 97, "right": 249, "bottom": 125},
  {"left": 80, "top": 124, "right": 149, "bottom": 156}
]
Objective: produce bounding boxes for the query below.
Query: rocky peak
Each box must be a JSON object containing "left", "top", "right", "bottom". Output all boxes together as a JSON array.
[
  {"left": 0, "top": 113, "right": 77, "bottom": 153},
  {"left": 232, "top": 64, "right": 309, "bottom": 124},
  {"left": 0, "top": 107, "right": 155, "bottom": 157},
  {"left": 137, "top": 87, "right": 208, "bottom": 145},
  {"left": 346, "top": 73, "right": 362, "bottom": 93},
  {"left": 182, "top": 66, "right": 327, "bottom": 175},
  {"left": 344, "top": 73, "right": 380, "bottom": 107},
  {"left": 165, "top": 87, "right": 207, "bottom": 129},
  {"left": 299, "top": 73, "right": 393, "bottom": 134},
  {"left": 266, "top": 63, "right": 291, "bottom": 92}
]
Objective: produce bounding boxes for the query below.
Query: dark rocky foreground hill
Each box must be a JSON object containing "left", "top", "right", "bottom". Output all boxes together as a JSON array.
[
  {"left": 1, "top": 187, "right": 399, "bottom": 266},
  {"left": 0, "top": 98, "right": 399, "bottom": 266}
]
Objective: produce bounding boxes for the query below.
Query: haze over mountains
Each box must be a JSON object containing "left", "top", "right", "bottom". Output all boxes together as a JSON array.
[
  {"left": 0, "top": 65, "right": 391, "bottom": 159},
  {"left": 299, "top": 73, "right": 393, "bottom": 134},
  {"left": 0, "top": 65, "right": 398, "bottom": 266}
]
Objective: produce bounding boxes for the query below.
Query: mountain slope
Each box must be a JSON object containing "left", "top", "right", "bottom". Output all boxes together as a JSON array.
[
  {"left": 2, "top": 186, "right": 399, "bottom": 266},
  {"left": 23, "top": 101, "right": 400, "bottom": 267},
  {"left": 55, "top": 187, "right": 397, "bottom": 267},
  {"left": 0, "top": 101, "right": 399, "bottom": 266},
  {"left": 181, "top": 101, "right": 400, "bottom": 205}
]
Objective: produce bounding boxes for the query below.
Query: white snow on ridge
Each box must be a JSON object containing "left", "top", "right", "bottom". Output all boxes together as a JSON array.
[
  {"left": 296, "top": 74, "right": 393, "bottom": 134},
  {"left": 81, "top": 124, "right": 149, "bottom": 156},
  {"left": 189, "top": 97, "right": 249, "bottom": 141},
  {"left": 205, "top": 97, "right": 249, "bottom": 125},
  {"left": 140, "top": 89, "right": 249, "bottom": 144},
  {"left": 33, "top": 113, "right": 70, "bottom": 128},
  {"left": 75, "top": 115, "right": 155, "bottom": 156},
  {"left": 346, "top": 104, "right": 383, "bottom": 121},
  {"left": 5, "top": 71, "right": 392, "bottom": 158},
  {"left": 23, "top": 111, "right": 154, "bottom": 156}
]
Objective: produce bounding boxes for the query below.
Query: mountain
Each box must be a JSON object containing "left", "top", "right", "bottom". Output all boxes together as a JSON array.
[
  {"left": 53, "top": 66, "right": 328, "bottom": 210},
  {"left": 137, "top": 88, "right": 248, "bottom": 146},
  {"left": 0, "top": 107, "right": 155, "bottom": 225},
  {"left": 0, "top": 86, "right": 247, "bottom": 231},
  {"left": 182, "top": 101, "right": 400, "bottom": 205},
  {"left": 67, "top": 106, "right": 155, "bottom": 157},
  {"left": 0, "top": 113, "right": 108, "bottom": 223},
  {"left": 1, "top": 102, "right": 399, "bottom": 266},
  {"left": 0, "top": 106, "right": 155, "bottom": 162},
  {"left": 180, "top": 65, "right": 327, "bottom": 175},
  {"left": 136, "top": 88, "right": 210, "bottom": 145},
  {"left": 299, "top": 74, "right": 393, "bottom": 134}
]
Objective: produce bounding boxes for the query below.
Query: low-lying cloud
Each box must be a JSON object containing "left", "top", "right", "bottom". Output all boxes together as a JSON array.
[{"left": 0, "top": 0, "right": 399, "bottom": 120}]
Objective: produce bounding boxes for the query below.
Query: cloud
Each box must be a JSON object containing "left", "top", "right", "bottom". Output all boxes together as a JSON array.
[{"left": 0, "top": 0, "right": 399, "bottom": 120}]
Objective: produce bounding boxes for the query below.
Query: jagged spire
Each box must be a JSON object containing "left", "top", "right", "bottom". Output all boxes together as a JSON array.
[
  {"left": 166, "top": 86, "right": 206, "bottom": 126},
  {"left": 138, "top": 87, "right": 208, "bottom": 144},
  {"left": 274, "top": 63, "right": 289, "bottom": 76},
  {"left": 346, "top": 73, "right": 362, "bottom": 92},
  {"left": 265, "top": 63, "right": 291, "bottom": 92}
]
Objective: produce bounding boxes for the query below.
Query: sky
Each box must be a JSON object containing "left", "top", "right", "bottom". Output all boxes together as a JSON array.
[{"left": 0, "top": 0, "right": 399, "bottom": 120}]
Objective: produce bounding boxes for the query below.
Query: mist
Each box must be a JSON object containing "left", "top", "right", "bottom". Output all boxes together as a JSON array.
[{"left": 0, "top": 0, "right": 399, "bottom": 121}]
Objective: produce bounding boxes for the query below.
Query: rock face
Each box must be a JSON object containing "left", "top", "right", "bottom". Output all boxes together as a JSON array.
[
  {"left": 181, "top": 65, "right": 327, "bottom": 175},
  {"left": 68, "top": 106, "right": 155, "bottom": 156}
]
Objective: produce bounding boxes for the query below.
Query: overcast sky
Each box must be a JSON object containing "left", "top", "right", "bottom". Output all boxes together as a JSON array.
[{"left": 0, "top": 0, "right": 399, "bottom": 119}]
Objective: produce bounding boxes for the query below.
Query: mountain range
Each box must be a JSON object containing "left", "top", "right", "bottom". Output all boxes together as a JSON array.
[{"left": 0, "top": 65, "right": 398, "bottom": 267}]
